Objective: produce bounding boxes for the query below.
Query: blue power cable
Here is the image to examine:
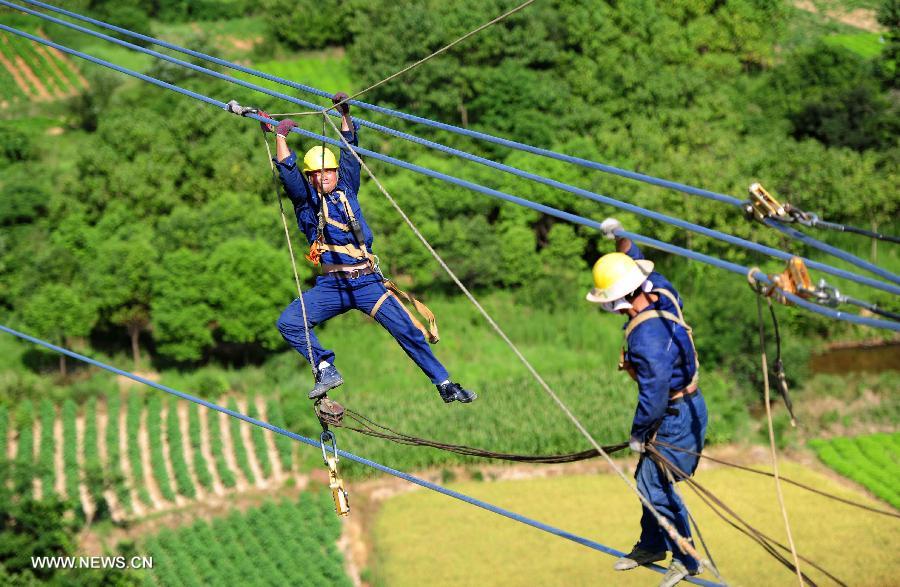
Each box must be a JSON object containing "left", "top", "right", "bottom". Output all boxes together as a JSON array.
[
  {"left": 1, "top": 23, "right": 897, "bottom": 331},
  {"left": 14, "top": 0, "right": 900, "bottom": 286},
  {"left": 6, "top": 3, "right": 900, "bottom": 294},
  {"left": 0, "top": 323, "right": 720, "bottom": 586}
]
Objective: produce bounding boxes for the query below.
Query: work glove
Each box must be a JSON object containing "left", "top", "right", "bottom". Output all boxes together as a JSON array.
[
  {"left": 629, "top": 435, "right": 645, "bottom": 454},
  {"left": 600, "top": 217, "right": 623, "bottom": 240},
  {"left": 257, "top": 110, "right": 276, "bottom": 133},
  {"left": 275, "top": 118, "right": 298, "bottom": 138},
  {"left": 332, "top": 91, "right": 350, "bottom": 116}
]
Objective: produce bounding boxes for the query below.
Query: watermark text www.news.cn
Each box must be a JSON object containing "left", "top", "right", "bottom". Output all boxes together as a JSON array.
[{"left": 31, "top": 556, "right": 153, "bottom": 570}]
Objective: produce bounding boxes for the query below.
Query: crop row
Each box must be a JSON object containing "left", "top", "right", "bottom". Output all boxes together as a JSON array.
[{"left": 810, "top": 432, "right": 900, "bottom": 509}]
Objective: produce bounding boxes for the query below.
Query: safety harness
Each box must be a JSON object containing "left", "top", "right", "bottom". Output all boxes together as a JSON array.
[
  {"left": 310, "top": 187, "right": 440, "bottom": 344},
  {"left": 618, "top": 288, "right": 699, "bottom": 399}
]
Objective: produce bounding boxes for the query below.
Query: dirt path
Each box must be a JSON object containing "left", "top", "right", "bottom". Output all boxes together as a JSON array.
[
  {"left": 794, "top": 0, "right": 884, "bottom": 32},
  {"left": 118, "top": 399, "right": 144, "bottom": 518},
  {"left": 177, "top": 403, "right": 205, "bottom": 501},
  {"left": 13, "top": 56, "right": 51, "bottom": 101},
  {"left": 159, "top": 404, "right": 187, "bottom": 507},
  {"left": 218, "top": 409, "right": 249, "bottom": 492},
  {"left": 74, "top": 415, "right": 95, "bottom": 521},
  {"left": 235, "top": 398, "right": 267, "bottom": 489},
  {"left": 137, "top": 405, "right": 166, "bottom": 510},
  {"left": 0, "top": 44, "right": 33, "bottom": 97},
  {"left": 256, "top": 396, "right": 284, "bottom": 484},
  {"left": 53, "top": 413, "right": 66, "bottom": 497},
  {"left": 198, "top": 408, "right": 225, "bottom": 496},
  {"left": 7, "top": 415, "right": 17, "bottom": 461},
  {"left": 33, "top": 45, "right": 75, "bottom": 97},
  {"left": 37, "top": 28, "right": 89, "bottom": 89}
]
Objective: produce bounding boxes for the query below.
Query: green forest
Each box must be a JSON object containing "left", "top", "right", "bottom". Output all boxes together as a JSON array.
[{"left": 0, "top": 0, "right": 898, "bottom": 583}]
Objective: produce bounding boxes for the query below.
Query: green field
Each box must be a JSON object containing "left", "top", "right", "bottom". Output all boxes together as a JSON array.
[
  {"left": 371, "top": 462, "right": 900, "bottom": 587},
  {"left": 824, "top": 32, "right": 885, "bottom": 58},
  {"left": 140, "top": 490, "right": 351, "bottom": 586},
  {"left": 809, "top": 432, "right": 900, "bottom": 509}
]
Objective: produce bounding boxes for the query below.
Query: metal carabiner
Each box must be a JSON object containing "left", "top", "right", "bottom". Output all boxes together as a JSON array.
[{"left": 320, "top": 430, "right": 338, "bottom": 466}]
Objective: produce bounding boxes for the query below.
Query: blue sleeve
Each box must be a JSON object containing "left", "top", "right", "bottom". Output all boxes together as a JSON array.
[
  {"left": 628, "top": 326, "right": 674, "bottom": 441},
  {"left": 274, "top": 150, "right": 313, "bottom": 207},
  {"left": 625, "top": 241, "right": 645, "bottom": 261},
  {"left": 338, "top": 120, "right": 361, "bottom": 196}
]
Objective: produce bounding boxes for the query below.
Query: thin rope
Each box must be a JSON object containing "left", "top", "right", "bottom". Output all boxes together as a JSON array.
[
  {"left": 322, "top": 114, "right": 717, "bottom": 575},
  {"left": 261, "top": 131, "right": 317, "bottom": 378},
  {"left": 756, "top": 294, "right": 804, "bottom": 586},
  {"left": 331, "top": 0, "right": 536, "bottom": 111},
  {"left": 0, "top": 324, "right": 720, "bottom": 587}
]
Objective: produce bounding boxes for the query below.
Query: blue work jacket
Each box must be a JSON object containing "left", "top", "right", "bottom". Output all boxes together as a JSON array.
[
  {"left": 622, "top": 243, "right": 698, "bottom": 442},
  {"left": 274, "top": 121, "right": 375, "bottom": 266}
]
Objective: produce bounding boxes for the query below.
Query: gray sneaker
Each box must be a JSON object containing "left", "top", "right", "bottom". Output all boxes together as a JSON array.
[
  {"left": 613, "top": 546, "right": 666, "bottom": 571},
  {"left": 658, "top": 559, "right": 702, "bottom": 587}
]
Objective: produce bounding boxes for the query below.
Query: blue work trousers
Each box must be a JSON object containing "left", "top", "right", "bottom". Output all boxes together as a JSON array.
[
  {"left": 276, "top": 273, "right": 449, "bottom": 384},
  {"left": 635, "top": 391, "right": 708, "bottom": 573}
]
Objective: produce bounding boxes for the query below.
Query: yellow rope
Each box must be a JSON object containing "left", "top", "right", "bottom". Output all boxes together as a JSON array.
[{"left": 756, "top": 294, "right": 804, "bottom": 586}]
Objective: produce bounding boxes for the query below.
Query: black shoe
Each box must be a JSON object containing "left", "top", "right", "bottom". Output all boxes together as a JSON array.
[
  {"left": 309, "top": 365, "right": 343, "bottom": 400},
  {"left": 436, "top": 381, "right": 477, "bottom": 404}
]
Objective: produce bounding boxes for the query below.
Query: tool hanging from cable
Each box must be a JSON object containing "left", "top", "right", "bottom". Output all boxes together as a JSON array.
[
  {"left": 320, "top": 430, "right": 350, "bottom": 517},
  {"left": 745, "top": 183, "right": 900, "bottom": 244},
  {"left": 749, "top": 256, "right": 900, "bottom": 322}
]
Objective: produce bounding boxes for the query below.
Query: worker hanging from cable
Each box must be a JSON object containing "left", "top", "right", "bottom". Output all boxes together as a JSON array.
[
  {"left": 586, "top": 218, "right": 708, "bottom": 587},
  {"left": 263, "top": 93, "right": 476, "bottom": 404}
]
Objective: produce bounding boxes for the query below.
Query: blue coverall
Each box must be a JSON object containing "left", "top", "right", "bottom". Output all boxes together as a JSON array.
[
  {"left": 622, "top": 243, "right": 708, "bottom": 573},
  {"left": 273, "top": 123, "right": 450, "bottom": 384}
]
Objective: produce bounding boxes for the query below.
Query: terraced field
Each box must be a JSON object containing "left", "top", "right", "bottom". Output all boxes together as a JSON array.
[
  {"left": 0, "top": 29, "right": 87, "bottom": 107},
  {"left": 2, "top": 392, "right": 301, "bottom": 521}
]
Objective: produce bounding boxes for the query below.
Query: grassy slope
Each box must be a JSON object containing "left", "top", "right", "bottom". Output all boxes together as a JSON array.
[{"left": 372, "top": 462, "right": 900, "bottom": 587}]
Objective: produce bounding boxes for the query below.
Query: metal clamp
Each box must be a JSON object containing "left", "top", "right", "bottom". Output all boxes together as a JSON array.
[
  {"left": 224, "top": 99, "right": 258, "bottom": 117},
  {"left": 744, "top": 183, "right": 788, "bottom": 224}
]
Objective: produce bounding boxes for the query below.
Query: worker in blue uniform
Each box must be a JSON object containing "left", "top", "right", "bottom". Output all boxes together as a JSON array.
[
  {"left": 586, "top": 218, "right": 708, "bottom": 587},
  {"left": 265, "top": 93, "right": 476, "bottom": 404}
]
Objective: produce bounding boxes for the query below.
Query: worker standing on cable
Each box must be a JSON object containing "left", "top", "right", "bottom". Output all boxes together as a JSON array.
[
  {"left": 586, "top": 218, "right": 707, "bottom": 587},
  {"left": 262, "top": 93, "right": 476, "bottom": 404}
]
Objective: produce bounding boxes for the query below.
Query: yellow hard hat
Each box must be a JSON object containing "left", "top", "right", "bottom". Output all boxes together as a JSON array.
[
  {"left": 302, "top": 146, "right": 338, "bottom": 173},
  {"left": 585, "top": 253, "right": 654, "bottom": 303}
]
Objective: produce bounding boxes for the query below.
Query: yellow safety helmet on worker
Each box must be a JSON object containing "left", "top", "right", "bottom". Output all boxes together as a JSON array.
[
  {"left": 585, "top": 252, "right": 654, "bottom": 311},
  {"left": 303, "top": 146, "right": 338, "bottom": 173}
]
